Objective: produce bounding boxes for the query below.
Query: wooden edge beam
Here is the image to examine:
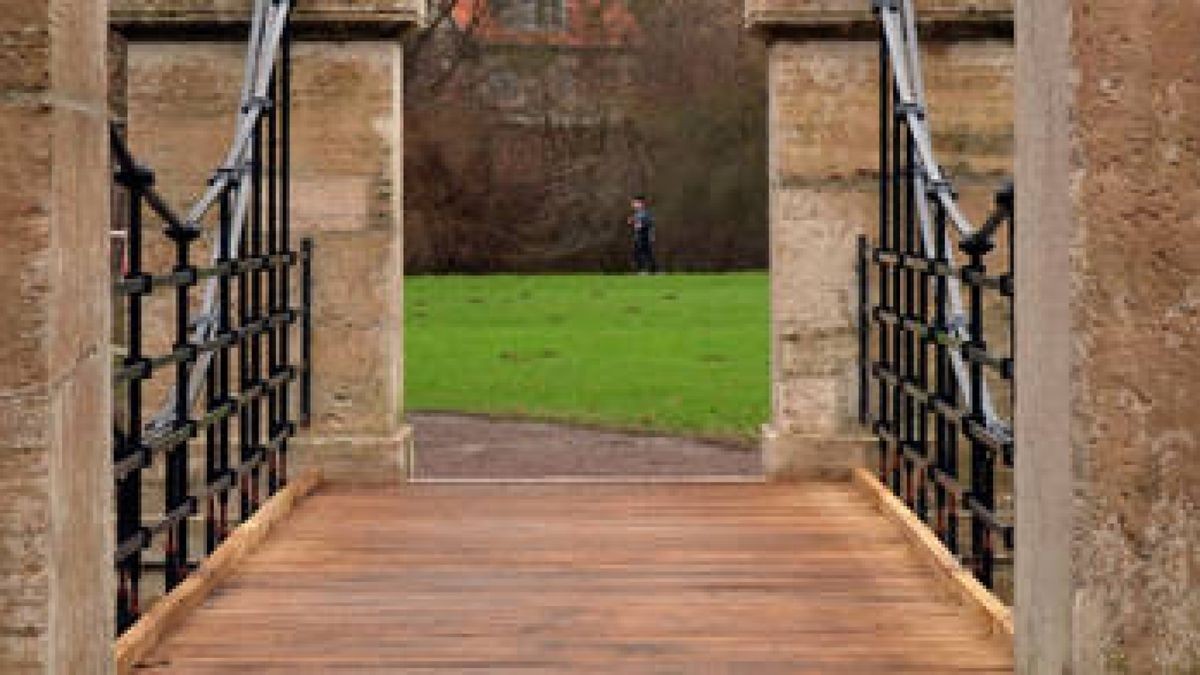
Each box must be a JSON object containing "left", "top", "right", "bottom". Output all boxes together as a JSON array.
[
  {"left": 114, "top": 469, "right": 324, "bottom": 674},
  {"left": 850, "top": 467, "right": 1014, "bottom": 641}
]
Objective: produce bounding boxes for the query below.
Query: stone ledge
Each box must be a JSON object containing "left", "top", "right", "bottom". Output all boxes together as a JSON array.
[
  {"left": 111, "top": 0, "right": 425, "bottom": 41},
  {"left": 746, "top": 8, "right": 1012, "bottom": 41},
  {"left": 762, "top": 424, "right": 872, "bottom": 481},
  {"left": 289, "top": 424, "right": 414, "bottom": 484}
]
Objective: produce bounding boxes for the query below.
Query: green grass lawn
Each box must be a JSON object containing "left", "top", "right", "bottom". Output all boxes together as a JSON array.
[{"left": 405, "top": 273, "right": 769, "bottom": 441}]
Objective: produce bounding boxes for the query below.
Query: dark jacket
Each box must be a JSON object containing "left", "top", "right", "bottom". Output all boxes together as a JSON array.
[{"left": 633, "top": 208, "right": 655, "bottom": 239}]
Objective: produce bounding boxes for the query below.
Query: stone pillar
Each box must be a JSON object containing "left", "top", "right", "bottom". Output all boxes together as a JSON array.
[
  {"left": 110, "top": 1, "right": 424, "bottom": 482},
  {"left": 1016, "top": 1, "right": 1200, "bottom": 672},
  {"left": 0, "top": 0, "right": 115, "bottom": 671},
  {"left": 747, "top": 0, "right": 1013, "bottom": 479}
]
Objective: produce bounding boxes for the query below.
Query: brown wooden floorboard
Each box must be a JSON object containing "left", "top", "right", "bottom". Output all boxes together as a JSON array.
[{"left": 138, "top": 483, "right": 1013, "bottom": 673}]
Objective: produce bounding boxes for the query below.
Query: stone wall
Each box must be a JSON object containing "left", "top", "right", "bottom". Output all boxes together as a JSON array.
[
  {"left": 288, "top": 40, "right": 410, "bottom": 479},
  {"left": 752, "top": 2, "right": 1012, "bottom": 478},
  {"left": 0, "top": 0, "right": 115, "bottom": 671},
  {"left": 112, "top": 2, "right": 422, "bottom": 482},
  {"left": 1016, "top": 0, "right": 1200, "bottom": 671}
]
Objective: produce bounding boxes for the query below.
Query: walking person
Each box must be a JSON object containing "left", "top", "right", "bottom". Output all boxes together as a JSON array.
[{"left": 628, "top": 195, "right": 658, "bottom": 274}]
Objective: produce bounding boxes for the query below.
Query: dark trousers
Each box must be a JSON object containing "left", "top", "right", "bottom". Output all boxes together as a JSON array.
[{"left": 633, "top": 231, "right": 657, "bottom": 273}]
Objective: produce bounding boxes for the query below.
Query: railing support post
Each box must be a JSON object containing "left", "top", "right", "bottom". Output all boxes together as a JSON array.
[
  {"left": 876, "top": 12, "right": 892, "bottom": 484},
  {"left": 857, "top": 235, "right": 870, "bottom": 426},
  {"left": 279, "top": 11, "right": 293, "bottom": 486},
  {"left": 217, "top": 188, "right": 235, "bottom": 547},
  {"left": 301, "top": 237, "right": 314, "bottom": 426},
  {"left": 164, "top": 222, "right": 201, "bottom": 591},
  {"left": 115, "top": 163, "right": 153, "bottom": 633},
  {"left": 961, "top": 235, "right": 994, "bottom": 588}
]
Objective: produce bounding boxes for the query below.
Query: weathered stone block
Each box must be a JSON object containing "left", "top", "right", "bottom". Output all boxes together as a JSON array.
[{"left": 0, "top": 106, "right": 53, "bottom": 401}]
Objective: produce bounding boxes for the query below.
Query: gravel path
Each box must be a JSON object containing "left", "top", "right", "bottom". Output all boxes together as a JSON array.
[{"left": 411, "top": 413, "right": 762, "bottom": 480}]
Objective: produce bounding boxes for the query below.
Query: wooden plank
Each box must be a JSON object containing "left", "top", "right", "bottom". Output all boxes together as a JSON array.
[
  {"left": 115, "top": 470, "right": 323, "bottom": 675},
  {"left": 851, "top": 467, "right": 1015, "bottom": 640},
  {"left": 136, "top": 481, "right": 1013, "bottom": 673}
]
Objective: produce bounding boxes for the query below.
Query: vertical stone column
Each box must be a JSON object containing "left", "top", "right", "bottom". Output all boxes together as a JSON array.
[
  {"left": 1016, "top": 1, "right": 1200, "bottom": 672},
  {"left": 110, "top": 1, "right": 425, "bottom": 483},
  {"left": 747, "top": 0, "right": 1013, "bottom": 479},
  {"left": 0, "top": 0, "right": 115, "bottom": 672}
]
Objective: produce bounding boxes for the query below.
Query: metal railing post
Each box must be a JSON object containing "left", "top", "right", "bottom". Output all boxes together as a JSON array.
[
  {"left": 237, "top": 175, "right": 254, "bottom": 522},
  {"left": 858, "top": 235, "right": 870, "bottom": 425},
  {"left": 301, "top": 237, "right": 314, "bottom": 426},
  {"left": 902, "top": 103, "right": 917, "bottom": 508},
  {"left": 962, "top": 232, "right": 993, "bottom": 587},
  {"left": 249, "top": 98, "right": 266, "bottom": 514},
  {"left": 114, "top": 162, "right": 151, "bottom": 633},
  {"left": 217, "top": 187, "right": 234, "bottom": 545},
  {"left": 889, "top": 80, "right": 903, "bottom": 494},
  {"left": 875, "top": 7, "right": 891, "bottom": 484},
  {"left": 279, "top": 12, "right": 293, "bottom": 486},
  {"left": 164, "top": 221, "right": 200, "bottom": 591},
  {"left": 931, "top": 195, "right": 957, "bottom": 553},
  {"left": 267, "top": 71, "right": 280, "bottom": 497}
]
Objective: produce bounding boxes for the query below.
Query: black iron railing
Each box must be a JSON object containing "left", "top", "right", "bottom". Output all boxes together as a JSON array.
[
  {"left": 860, "top": 0, "right": 1014, "bottom": 595},
  {"left": 110, "top": 0, "right": 311, "bottom": 634}
]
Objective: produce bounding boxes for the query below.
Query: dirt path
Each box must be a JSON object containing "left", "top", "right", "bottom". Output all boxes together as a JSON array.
[{"left": 411, "top": 413, "right": 762, "bottom": 480}]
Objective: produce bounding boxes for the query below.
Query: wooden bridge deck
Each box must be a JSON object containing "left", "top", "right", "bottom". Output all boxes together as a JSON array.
[{"left": 137, "top": 482, "right": 1012, "bottom": 673}]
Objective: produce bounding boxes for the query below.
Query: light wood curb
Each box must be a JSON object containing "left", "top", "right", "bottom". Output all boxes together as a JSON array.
[
  {"left": 850, "top": 467, "right": 1014, "bottom": 641},
  {"left": 115, "top": 470, "right": 323, "bottom": 674}
]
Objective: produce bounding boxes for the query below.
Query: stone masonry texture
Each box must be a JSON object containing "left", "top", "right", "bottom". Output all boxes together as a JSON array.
[
  {"left": 0, "top": 0, "right": 116, "bottom": 671},
  {"left": 1016, "top": 1, "right": 1200, "bottom": 672},
  {"left": 756, "top": 1, "right": 1012, "bottom": 477}
]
